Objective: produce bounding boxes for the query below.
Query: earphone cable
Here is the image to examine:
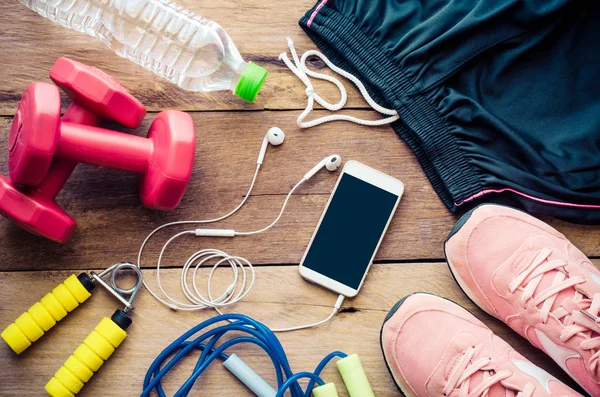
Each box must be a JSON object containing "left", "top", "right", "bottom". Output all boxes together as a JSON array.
[
  {"left": 265, "top": 294, "right": 345, "bottom": 333},
  {"left": 137, "top": 156, "right": 345, "bottom": 332},
  {"left": 144, "top": 233, "right": 257, "bottom": 312},
  {"left": 136, "top": 163, "right": 261, "bottom": 270},
  {"left": 137, "top": 163, "right": 261, "bottom": 311},
  {"left": 233, "top": 179, "right": 304, "bottom": 236}
]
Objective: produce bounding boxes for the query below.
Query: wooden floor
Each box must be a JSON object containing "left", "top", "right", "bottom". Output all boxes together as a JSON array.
[{"left": 0, "top": 1, "right": 599, "bottom": 396}]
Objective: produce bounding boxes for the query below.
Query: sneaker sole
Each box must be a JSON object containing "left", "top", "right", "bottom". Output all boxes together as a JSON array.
[
  {"left": 444, "top": 205, "right": 499, "bottom": 319},
  {"left": 445, "top": 254, "right": 496, "bottom": 318},
  {"left": 380, "top": 294, "right": 417, "bottom": 397}
]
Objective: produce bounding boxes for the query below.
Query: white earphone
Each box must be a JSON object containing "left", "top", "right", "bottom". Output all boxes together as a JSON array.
[
  {"left": 257, "top": 127, "right": 285, "bottom": 165},
  {"left": 137, "top": 127, "right": 345, "bottom": 332},
  {"left": 195, "top": 154, "right": 341, "bottom": 238},
  {"left": 303, "top": 154, "right": 342, "bottom": 181}
]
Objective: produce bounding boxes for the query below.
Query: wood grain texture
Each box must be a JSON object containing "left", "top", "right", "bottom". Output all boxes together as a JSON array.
[
  {"left": 1, "top": 261, "right": 594, "bottom": 396},
  {"left": 1, "top": 2, "right": 599, "bottom": 396},
  {"left": 0, "top": 0, "right": 371, "bottom": 115},
  {"left": 0, "top": 112, "right": 598, "bottom": 272}
]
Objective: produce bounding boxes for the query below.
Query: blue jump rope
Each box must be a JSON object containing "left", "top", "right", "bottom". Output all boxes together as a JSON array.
[{"left": 142, "top": 314, "right": 374, "bottom": 397}]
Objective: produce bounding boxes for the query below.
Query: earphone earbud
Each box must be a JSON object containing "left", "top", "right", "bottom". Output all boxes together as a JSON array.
[
  {"left": 325, "top": 155, "right": 342, "bottom": 172},
  {"left": 303, "top": 155, "right": 343, "bottom": 181},
  {"left": 267, "top": 127, "right": 285, "bottom": 146},
  {"left": 257, "top": 127, "right": 286, "bottom": 165}
]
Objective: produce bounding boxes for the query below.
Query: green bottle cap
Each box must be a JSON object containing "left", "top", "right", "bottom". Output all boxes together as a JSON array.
[{"left": 234, "top": 62, "right": 267, "bottom": 103}]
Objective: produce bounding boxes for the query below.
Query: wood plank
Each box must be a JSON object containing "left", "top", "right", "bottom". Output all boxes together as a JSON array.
[
  {"left": 0, "top": 0, "right": 370, "bottom": 115},
  {"left": 1, "top": 261, "right": 594, "bottom": 396},
  {"left": 0, "top": 111, "right": 599, "bottom": 272}
]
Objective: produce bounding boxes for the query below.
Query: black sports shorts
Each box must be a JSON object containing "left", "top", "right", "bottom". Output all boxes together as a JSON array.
[{"left": 299, "top": 0, "right": 600, "bottom": 223}]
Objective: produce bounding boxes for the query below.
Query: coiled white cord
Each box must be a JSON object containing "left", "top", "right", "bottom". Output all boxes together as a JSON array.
[
  {"left": 136, "top": 164, "right": 261, "bottom": 310},
  {"left": 137, "top": 161, "right": 345, "bottom": 332},
  {"left": 150, "top": 235, "right": 256, "bottom": 312},
  {"left": 280, "top": 37, "right": 400, "bottom": 128}
]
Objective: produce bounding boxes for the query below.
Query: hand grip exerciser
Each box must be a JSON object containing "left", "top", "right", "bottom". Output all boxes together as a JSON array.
[
  {"left": 0, "top": 262, "right": 143, "bottom": 397},
  {"left": 0, "top": 57, "right": 146, "bottom": 243}
]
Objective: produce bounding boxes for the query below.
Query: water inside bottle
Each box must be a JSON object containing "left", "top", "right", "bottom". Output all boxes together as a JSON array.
[
  {"left": 22, "top": 0, "right": 230, "bottom": 84},
  {"left": 20, "top": 0, "right": 266, "bottom": 98}
]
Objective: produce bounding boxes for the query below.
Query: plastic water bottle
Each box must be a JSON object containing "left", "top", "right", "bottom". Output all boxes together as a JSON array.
[{"left": 19, "top": 0, "right": 268, "bottom": 102}]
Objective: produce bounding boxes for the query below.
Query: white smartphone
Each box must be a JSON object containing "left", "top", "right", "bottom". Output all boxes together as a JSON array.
[{"left": 299, "top": 160, "right": 404, "bottom": 297}]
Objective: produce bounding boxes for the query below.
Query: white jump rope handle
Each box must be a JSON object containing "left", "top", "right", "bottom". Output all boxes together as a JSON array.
[{"left": 223, "top": 354, "right": 277, "bottom": 397}]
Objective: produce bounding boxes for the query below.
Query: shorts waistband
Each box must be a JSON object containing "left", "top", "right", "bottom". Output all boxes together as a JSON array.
[{"left": 300, "top": 4, "right": 483, "bottom": 210}]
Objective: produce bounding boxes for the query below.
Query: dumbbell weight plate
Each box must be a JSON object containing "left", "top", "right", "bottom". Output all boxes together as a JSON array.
[
  {"left": 0, "top": 174, "right": 76, "bottom": 243},
  {"left": 9, "top": 83, "right": 62, "bottom": 187},
  {"left": 50, "top": 58, "right": 146, "bottom": 129},
  {"left": 140, "top": 110, "right": 196, "bottom": 210}
]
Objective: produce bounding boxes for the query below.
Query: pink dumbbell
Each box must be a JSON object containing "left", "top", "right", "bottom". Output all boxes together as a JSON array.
[
  {"left": 8, "top": 84, "right": 196, "bottom": 211},
  {"left": 0, "top": 58, "right": 146, "bottom": 242}
]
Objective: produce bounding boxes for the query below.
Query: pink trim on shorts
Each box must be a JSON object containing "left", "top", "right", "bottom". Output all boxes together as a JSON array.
[
  {"left": 307, "top": 0, "right": 329, "bottom": 28},
  {"left": 455, "top": 188, "right": 600, "bottom": 209}
]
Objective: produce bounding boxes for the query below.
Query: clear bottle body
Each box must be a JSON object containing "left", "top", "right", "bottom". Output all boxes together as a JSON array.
[{"left": 20, "top": 0, "right": 249, "bottom": 93}]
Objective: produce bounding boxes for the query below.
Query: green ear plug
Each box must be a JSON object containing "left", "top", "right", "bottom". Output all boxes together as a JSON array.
[
  {"left": 336, "top": 354, "right": 375, "bottom": 397},
  {"left": 312, "top": 382, "right": 339, "bottom": 397}
]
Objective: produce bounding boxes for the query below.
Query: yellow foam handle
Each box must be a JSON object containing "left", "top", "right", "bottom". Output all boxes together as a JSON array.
[
  {"left": 312, "top": 383, "right": 339, "bottom": 397},
  {"left": 1, "top": 275, "right": 92, "bottom": 354},
  {"left": 46, "top": 317, "right": 127, "bottom": 397}
]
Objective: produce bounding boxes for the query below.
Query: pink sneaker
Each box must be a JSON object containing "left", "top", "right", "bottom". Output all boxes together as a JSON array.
[
  {"left": 380, "top": 293, "right": 582, "bottom": 396},
  {"left": 445, "top": 204, "right": 600, "bottom": 396}
]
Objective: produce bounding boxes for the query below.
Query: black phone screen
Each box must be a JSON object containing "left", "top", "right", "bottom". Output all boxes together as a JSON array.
[{"left": 302, "top": 173, "right": 398, "bottom": 289}]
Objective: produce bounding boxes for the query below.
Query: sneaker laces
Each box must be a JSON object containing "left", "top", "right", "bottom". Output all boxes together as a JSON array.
[
  {"left": 444, "top": 346, "right": 535, "bottom": 397},
  {"left": 509, "top": 247, "right": 600, "bottom": 376}
]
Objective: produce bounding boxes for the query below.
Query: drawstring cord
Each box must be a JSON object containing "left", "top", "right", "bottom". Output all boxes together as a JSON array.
[{"left": 279, "top": 38, "right": 400, "bottom": 128}]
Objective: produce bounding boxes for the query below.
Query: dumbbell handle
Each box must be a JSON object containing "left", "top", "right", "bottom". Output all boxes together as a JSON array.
[
  {"left": 35, "top": 159, "right": 77, "bottom": 200},
  {"left": 34, "top": 103, "right": 101, "bottom": 200},
  {"left": 0, "top": 274, "right": 93, "bottom": 354},
  {"left": 63, "top": 102, "right": 102, "bottom": 127},
  {"left": 56, "top": 122, "right": 151, "bottom": 173},
  {"left": 46, "top": 317, "right": 127, "bottom": 397}
]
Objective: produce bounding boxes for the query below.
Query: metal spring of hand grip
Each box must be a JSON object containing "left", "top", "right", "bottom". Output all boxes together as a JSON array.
[{"left": 91, "top": 262, "right": 143, "bottom": 313}]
